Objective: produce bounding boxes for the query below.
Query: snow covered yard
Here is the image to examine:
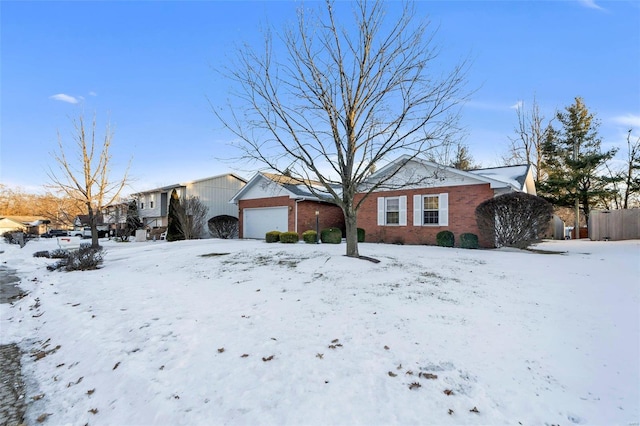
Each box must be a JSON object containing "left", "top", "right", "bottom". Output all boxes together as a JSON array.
[{"left": 1, "top": 237, "right": 638, "bottom": 425}]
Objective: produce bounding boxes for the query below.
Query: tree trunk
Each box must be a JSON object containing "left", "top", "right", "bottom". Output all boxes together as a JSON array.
[
  {"left": 343, "top": 205, "right": 359, "bottom": 258},
  {"left": 87, "top": 204, "right": 99, "bottom": 249}
]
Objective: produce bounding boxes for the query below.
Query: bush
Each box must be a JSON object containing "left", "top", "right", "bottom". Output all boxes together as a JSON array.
[
  {"left": 460, "top": 233, "right": 479, "bottom": 249},
  {"left": 33, "top": 250, "right": 51, "bottom": 258},
  {"left": 279, "top": 232, "right": 299, "bottom": 243},
  {"left": 47, "top": 246, "right": 104, "bottom": 272},
  {"left": 265, "top": 231, "right": 281, "bottom": 243},
  {"left": 49, "top": 248, "right": 69, "bottom": 259},
  {"left": 321, "top": 228, "right": 342, "bottom": 244},
  {"left": 436, "top": 230, "right": 455, "bottom": 247},
  {"left": 475, "top": 192, "right": 553, "bottom": 248},
  {"left": 207, "top": 215, "right": 239, "bottom": 239},
  {"left": 65, "top": 246, "right": 104, "bottom": 271},
  {"left": 302, "top": 230, "right": 318, "bottom": 244},
  {"left": 357, "top": 228, "right": 365, "bottom": 243},
  {"left": 2, "top": 231, "right": 32, "bottom": 246}
]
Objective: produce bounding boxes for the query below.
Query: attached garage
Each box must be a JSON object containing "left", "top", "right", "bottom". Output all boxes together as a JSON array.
[{"left": 243, "top": 206, "right": 288, "bottom": 239}]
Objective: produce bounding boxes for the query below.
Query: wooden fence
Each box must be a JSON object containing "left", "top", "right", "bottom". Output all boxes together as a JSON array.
[{"left": 588, "top": 209, "right": 640, "bottom": 241}]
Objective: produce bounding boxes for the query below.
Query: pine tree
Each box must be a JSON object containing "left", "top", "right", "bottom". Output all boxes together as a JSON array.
[
  {"left": 166, "top": 189, "right": 185, "bottom": 242},
  {"left": 538, "top": 97, "right": 618, "bottom": 226}
]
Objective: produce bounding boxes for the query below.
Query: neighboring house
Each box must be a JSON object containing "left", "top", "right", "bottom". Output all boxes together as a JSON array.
[
  {"left": 133, "top": 173, "right": 247, "bottom": 237},
  {"left": 102, "top": 202, "right": 129, "bottom": 233},
  {"left": 232, "top": 156, "right": 535, "bottom": 247},
  {"left": 0, "top": 217, "right": 27, "bottom": 234},
  {"left": 72, "top": 214, "right": 109, "bottom": 236},
  {"left": 0, "top": 216, "right": 49, "bottom": 235},
  {"left": 230, "top": 173, "right": 345, "bottom": 239}
]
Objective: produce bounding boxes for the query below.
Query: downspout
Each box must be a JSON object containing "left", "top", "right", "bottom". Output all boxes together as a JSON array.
[
  {"left": 294, "top": 199, "right": 301, "bottom": 234},
  {"left": 294, "top": 196, "right": 320, "bottom": 234}
]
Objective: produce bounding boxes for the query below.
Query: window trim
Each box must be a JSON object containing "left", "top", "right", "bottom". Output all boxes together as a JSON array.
[
  {"left": 413, "top": 193, "right": 448, "bottom": 226},
  {"left": 377, "top": 195, "right": 407, "bottom": 226}
]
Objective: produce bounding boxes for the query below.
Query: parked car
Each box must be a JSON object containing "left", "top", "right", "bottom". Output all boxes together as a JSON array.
[
  {"left": 72, "top": 227, "right": 109, "bottom": 238},
  {"left": 41, "top": 230, "right": 69, "bottom": 238}
]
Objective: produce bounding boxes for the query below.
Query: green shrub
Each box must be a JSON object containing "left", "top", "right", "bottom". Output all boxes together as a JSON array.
[
  {"left": 321, "top": 228, "right": 342, "bottom": 244},
  {"left": 302, "top": 230, "right": 318, "bottom": 244},
  {"left": 357, "top": 228, "right": 365, "bottom": 243},
  {"left": 460, "top": 233, "right": 479, "bottom": 249},
  {"left": 279, "top": 231, "right": 299, "bottom": 243},
  {"left": 265, "top": 231, "right": 281, "bottom": 243},
  {"left": 436, "top": 230, "right": 455, "bottom": 248}
]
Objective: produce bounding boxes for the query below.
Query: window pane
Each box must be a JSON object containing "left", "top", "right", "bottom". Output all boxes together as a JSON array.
[
  {"left": 422, "top": 195, "right": 439, "bottom": 225},
  {"left": 386, "top": 198, "right": 399, "bottom": 211},
  {"left": 423, "top": 196, "right": 438, "bottom": 210},
  {"left": 387, "top": 211, "right": 399, "bottom": 224},
  {"left": 423, "top": 211, "right": 439, "bottom": 224}
]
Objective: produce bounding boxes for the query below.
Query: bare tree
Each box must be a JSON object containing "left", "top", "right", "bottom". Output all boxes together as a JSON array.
[
  {"left": 604, "top": 129, "right": 640, "bottom": 209},
  {"left": 175, "top": 196, "right": 208, "bottom": 240},
  {"left": 503, "top": 96, "right": 550, "bottom": 181},
  {"left": 216, "top": 0, "right": 469, "bottom": 257},
  {"left": 48, "top": 114, "right": 130, "bottom": 248},
  {"left": 621, "top": 129, "right": 640, "bottom": 208}
]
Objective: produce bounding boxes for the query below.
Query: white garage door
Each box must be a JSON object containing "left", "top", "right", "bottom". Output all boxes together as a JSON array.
[{"left": 243, "top": 207, "right": 288, "bottom": 239}]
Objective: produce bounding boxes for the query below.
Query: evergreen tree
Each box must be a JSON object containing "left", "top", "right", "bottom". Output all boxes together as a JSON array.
[
  {"left": 538, "top": 97, "right": 618, "bottom": 225},
  {"left": 166, "top": 189, "right": 185, "bottom": 241},
  {"left": 125, "top": 200, "right": 143, "bottom": 237},
  {"left": 450, "top": 142, "right": 477, "bottom": 171}
]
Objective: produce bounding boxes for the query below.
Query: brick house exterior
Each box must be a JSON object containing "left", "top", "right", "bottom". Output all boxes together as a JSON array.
[
  {"left": 231, "top": 157, "right": 535, "bottom": 246},
  {"left": 356, "top": 183, "right": 496, "bottom": 246},
  {"left": 356, "top": 156, "right": 536, "bottom": 248},
  {"left": 231, "top": 173, "right": 344, "bottom": 239}
]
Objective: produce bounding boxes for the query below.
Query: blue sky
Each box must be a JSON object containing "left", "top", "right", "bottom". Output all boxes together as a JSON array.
[{"left": 1, "top": 0, "right": 639, "bottom": 194}]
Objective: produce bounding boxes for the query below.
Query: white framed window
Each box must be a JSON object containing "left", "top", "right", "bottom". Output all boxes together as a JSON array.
[
  {"left": 413, "top": 193, "right": 448, "bottom": 226},
  {"left": 140, "top": 202, "right": 144, "bottom": 210},
  {"left": 377, "top": 196, "right": 407, "bottom": 226},
  {"left": 150, "top": 194, "right": 155, "bottom": 209}
]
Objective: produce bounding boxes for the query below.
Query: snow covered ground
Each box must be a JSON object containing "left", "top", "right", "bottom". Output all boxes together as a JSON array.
[{"left": 1, "top": 237, "right": 638, "bottom": 425}]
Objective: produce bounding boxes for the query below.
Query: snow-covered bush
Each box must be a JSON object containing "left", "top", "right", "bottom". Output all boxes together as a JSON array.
[
  {"left": 49, "top": 248, "right": 69, "bottom": 259},
  {"left": 47, "top": 246, "right": 104, "bottom": 272}
]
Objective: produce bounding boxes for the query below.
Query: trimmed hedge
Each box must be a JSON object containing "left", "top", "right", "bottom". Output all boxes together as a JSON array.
[
  {"left": 460, "top": 233, "right": 479, "bottom": 249},
  {"left": 321, "top": 228, "right": 342, "bottom": 244},
  {"left": 302, "top": 230, "right": 318, "bottom": 244},
  {"left": 280, "top": 231, "right": 299, "bottom": 243},
  {"left": 436, "top": 230, "right": 455, "bottom": 248},
  {"left": 265, "top": 231, "right": 281, "bottom": 243},
  {"left": 357, "top": 228, "right": 365, "bottom": 243}
]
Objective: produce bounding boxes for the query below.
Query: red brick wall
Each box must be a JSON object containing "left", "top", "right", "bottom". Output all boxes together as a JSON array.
[
  {"left": 355, "top": 184, "right": 495, "bottom": 247},
  {"left": 297, "top": 201, "right": 345, "bottom": 235},
  {"left": 238, "top": 197, "right": 344, "bottom": 238}
]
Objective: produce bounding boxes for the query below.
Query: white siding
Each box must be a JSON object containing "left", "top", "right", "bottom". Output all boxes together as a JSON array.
[{"left": 373, "top": 160, "right": 489, "bottom": 190}]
